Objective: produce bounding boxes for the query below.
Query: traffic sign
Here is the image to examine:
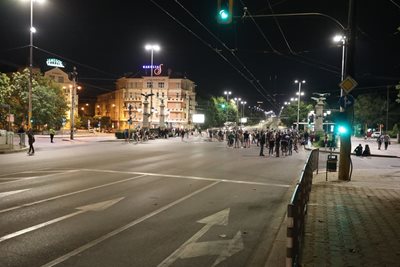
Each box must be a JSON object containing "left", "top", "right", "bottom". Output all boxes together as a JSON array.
[
  {"left": 339, "top": 76, "right": 358, "bottom": 94},
  {"left": 339, "top": 94, "right": 355, "bottom": 109}
]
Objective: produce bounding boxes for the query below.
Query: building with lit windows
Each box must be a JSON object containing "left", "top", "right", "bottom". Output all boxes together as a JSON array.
[
  {"left": 95, "top": 69, "right": 196, "bottom": 130},
  {"left": 44, "top": 67, "right": 78, "bottom": 129}
]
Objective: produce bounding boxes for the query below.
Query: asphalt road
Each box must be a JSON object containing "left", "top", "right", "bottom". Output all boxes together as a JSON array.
[{"left": 0, "top": 135, "right": 309, "bottom": 267}]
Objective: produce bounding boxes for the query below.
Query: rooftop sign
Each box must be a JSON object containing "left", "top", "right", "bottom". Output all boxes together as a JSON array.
[
  {"left": 142, "top": 64, "right": 163, "bottom": 76},
  {"left": 46, "top": 58, "right": 65, "bottom": 68}
]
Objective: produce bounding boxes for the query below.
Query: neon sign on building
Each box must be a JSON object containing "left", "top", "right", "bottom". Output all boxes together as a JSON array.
[{"left": 142, "top": 64, "right": 163, "bottom": 76}]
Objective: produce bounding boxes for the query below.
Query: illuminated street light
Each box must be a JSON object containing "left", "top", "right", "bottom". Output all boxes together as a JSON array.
[
  {"left": 144, "top": 43, "right": 161, "bottom": 128},
  {"left": 224, "top": 91, "right": 232, "bottom": 101},
  {"left": 333, "top": 34, "right": 347, "bottom": 110},
  {"left": 294, "top": 80, "right": 306, "bottom": 131},
  {"left": 22, "top": 0, "right": 46, "bottom": 129}
]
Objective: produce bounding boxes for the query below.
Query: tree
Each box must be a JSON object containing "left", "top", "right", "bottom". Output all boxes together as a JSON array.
[
  {"left": 280, "top": 101, "right": 313, "bottom": 128},
  {"left": 354, "top": 94, "right": 385, "bottom": 132},
  {"left": 0, "top": 69, "right": 68, "bottom": 130}
]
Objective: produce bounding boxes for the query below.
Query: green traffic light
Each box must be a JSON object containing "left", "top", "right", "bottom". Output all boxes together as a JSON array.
[
  {"left": 219, "top": 9, "right": 229, "bottom": 20},
  {"left": 338, "top": 125, "right": 347, "bottom": 134}
]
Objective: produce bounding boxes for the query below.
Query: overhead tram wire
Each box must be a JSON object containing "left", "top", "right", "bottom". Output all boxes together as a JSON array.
[
  {"left": 173, "top": 0, "right": 279, "bottom": 110},
  {"left": 149, "top": 0, "right": 279, "bottom": 111},
  {"left": 240, "top": 1, "right": 344, "bottom": 77}
]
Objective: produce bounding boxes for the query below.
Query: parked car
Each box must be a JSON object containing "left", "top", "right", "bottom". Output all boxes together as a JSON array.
[{"left": 371, "top": 132, "right": 381, "bottom": 138}]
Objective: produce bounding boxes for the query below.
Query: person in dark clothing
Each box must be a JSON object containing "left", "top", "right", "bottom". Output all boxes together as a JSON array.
[
  {"left": 362, "top": 144, "right": 371, "bottom": 157},
  {"left": 354, "top": 144, "right": 363, "bottom": 156},
  {"left": 27, "top": 128, "right": 35, "bottom": 155},
  {"left": 259, "top": 131, "right": 266, "bottom": 156},
  {"left": 17, "top": 125, "right": 25, "bottom": 145}
]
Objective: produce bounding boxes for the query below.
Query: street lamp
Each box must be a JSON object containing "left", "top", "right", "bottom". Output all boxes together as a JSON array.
[
  {"left": 23, "top": 0, "right": 45, "bottom": 129},
  {"left": 234, "top": 97, "right": 241, "bottom": 126},
  {"left": 145, "top": 43, "right": 160, "bottom": 127},
  {"left": 294, "top": 80, "right": 306, "bottom": 131},
  {"left": 240, "top": 101, "right": 247, "bottom": 124},
  {"left": 333, "top": 34, "right": 346, "bottom": 111},
  {"left": 224, "top": 91, "right": 232, "bottom": 101}
]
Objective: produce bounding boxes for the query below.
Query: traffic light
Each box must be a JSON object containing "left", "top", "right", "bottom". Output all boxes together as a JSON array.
[
  {"left": 217, "top": 0, "right": 233, "bottom": 24},
  {"left": 220, "top": 103, "right": 226, "bottom": 109},
  {"left": 334, "top": 112, "right": 351, "bottom": 136}
]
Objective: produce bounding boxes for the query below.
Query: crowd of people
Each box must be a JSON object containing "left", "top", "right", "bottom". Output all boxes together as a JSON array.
[{"left": 209, "top": 128, "right": 309, "bottom": 157}]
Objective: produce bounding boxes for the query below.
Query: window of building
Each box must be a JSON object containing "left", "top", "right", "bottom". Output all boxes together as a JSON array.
[
  {"left": 162, "top": 92, "right": 165, "bottom": 97},
  {"left": 176, "top": 83, "right": 181, "bottom": 89},
  {"left": 57, "top": 76, "right": 64, "bottom": 83},
  {"left": 129, "top": 92, "right": 133, "bottom": 99},
  {"left": 49, "top": 75, "right": 55, "bottom": 81},
  {"left": 157, "top": 92, "right": 159, "bottom": 97},
  {"left": 158, "top": 82, "right": 164, "bottom": 88},
  {"left": 146, "top": 81, "right": 152, "bottom": 88},
  {"left": 176, "top": 93, "right": 179, "bottom": 98}
]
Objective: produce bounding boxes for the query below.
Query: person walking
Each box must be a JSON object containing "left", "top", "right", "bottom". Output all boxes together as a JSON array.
[
  {"left": 49, "top": 128, "right": 56, "bottom": 143},
  {"left": 383, "top": 133, "right": 390, "bottom": 150},
  {"left": 27, "top": 128, "right": 35, "bottom": 155},
  {"left": 377, "top": 134, "right": 383, "bottom": 150}
]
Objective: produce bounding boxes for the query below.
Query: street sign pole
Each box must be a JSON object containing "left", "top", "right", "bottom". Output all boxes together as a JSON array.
[{"left": 339, "top": 0, "right": 357, "bottom": 182}]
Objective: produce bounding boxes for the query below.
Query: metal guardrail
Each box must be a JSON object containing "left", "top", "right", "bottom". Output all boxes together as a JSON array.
[{"left": 286, "top": 148, "right": 319, "bottom": 267}]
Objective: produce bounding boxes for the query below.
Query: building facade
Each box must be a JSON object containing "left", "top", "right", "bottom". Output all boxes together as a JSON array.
[
  {"left": 44, "top": 67, "right": 78, "bottom": 129},
  {"left": 96, "top": 74, "right": 196, "bottom": 130}
]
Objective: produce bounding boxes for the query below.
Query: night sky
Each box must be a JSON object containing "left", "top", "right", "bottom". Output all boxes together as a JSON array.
[{"left": 0, "top": 0, "right": 399, "bottom": 113}]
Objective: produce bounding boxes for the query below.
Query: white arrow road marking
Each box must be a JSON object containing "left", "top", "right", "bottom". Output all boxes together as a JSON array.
[
  {"left": 181, "top": 231, "right": 244, "bottom": 267},
  {"left": 158, "top": 208, "right": 244, "bottom": 267},
  {"left": 0, "top": 197, "right": 124, "bottom": 243},
  {"left": 0, "top": 189, "right": 30, "bottom": 198}
]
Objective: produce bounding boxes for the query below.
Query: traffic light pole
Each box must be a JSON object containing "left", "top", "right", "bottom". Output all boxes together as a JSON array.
[{"left": 338, "top": 0, "right": 356, "bottom": 181}]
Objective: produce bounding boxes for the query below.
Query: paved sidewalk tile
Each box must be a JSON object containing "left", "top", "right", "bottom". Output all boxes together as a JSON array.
[{"left": 301, "top": 175, "right": 400, "bottom": 267}]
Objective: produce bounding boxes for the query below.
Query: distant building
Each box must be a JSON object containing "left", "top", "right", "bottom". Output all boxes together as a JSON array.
[
  {"left": 96, "top": 70, "right": 196, "bottom": 130},
  {"left": 44, "top": 67, "right": 78, "bottom": 129}
]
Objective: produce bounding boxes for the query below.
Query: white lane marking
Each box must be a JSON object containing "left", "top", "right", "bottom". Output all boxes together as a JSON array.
[
  {"left": 0, "top": 189, "right": 30, "bottom": 198},
  {"left": 80, "top": 169, "right": 290, "bottom": 188},
  {"left": 181, "top": 231, "right": 244, "bottom": 267},
  {"left": 41, "top": 181, "right": 221, "bottom": 267},
  {"left": 158, "top": 209, "right": 244, "bottom": 267},
  {"left": 158, "top": 208, "right": 231, "bottom": 267},
  {"left": 0, "top": 175, "right": 146, "bottom": 214},
  {"left": 0, "top": 170, "right": 79, "bottom": 185},
  {"left": 0, "top": 198, "right": 124, "bottom": 243}
]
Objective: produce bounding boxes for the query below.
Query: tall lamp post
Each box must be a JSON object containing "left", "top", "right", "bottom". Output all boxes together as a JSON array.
[
  {"left": 240, "top": 101, "right": 246, "bottom": 125},
  {"left": 224, "top": 91, "right": 231, "bottom": 101},
  {"left": 234, "top": 97, "right": 241, "bottom": 126},
  {"left": 145, "top": 44, "right": 160, "bottom": 128},
  {"left": 333, "top": 35, "right": 346, "bottom": 111},
  {"left": 294, "top": 80, "right": 306, "bottom": 131},
  {"left": 24, "top": 0, "right": 45, "bottom": 128}
]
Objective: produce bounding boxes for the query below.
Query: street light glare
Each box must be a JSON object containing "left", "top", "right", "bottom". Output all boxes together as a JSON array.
[
  {"left": 333, "top": 35, "right": 345, "bottom": 43},
  {"left": 30, "top": 26, "right": 36, "bottom": 33},
  {"left": 145, "top": 44, "right": 160, "bottom": 51}
]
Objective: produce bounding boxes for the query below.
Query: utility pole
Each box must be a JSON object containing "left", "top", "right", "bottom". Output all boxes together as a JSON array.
[
  {"left": 338, "top": 0, "right": 356, "bottom": 181},
  {"left": 70, "top": 67, "right": 78, "bottom": 140}
]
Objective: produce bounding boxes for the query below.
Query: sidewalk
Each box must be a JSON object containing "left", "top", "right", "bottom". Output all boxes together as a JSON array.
[{"left": 300, "top": 142, "right": 400, "bottom": 266}]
